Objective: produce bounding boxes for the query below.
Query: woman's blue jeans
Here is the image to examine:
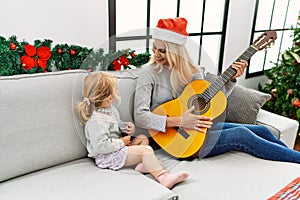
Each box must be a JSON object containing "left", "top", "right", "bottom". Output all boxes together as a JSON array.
[{"left": 199, "top": 122, "right": 300, "bottom": 163}]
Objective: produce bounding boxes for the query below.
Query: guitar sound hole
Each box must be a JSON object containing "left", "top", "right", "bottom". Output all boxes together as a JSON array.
[{"left": 189, "top": 95, "right": 209, "bottom": 115}]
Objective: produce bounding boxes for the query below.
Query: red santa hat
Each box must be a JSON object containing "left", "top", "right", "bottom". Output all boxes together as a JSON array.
[{"left": 152, "top": 17, "right": 189, "bottom": 45}]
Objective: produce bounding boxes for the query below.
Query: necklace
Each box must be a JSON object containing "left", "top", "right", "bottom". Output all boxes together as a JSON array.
[{"left": 97, "top": 107, "right": 113, "bottom": 115}]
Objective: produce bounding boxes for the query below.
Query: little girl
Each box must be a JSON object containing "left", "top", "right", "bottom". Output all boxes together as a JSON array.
[{"left": 76, "top": 71, "right": 189, "bottom": 189}]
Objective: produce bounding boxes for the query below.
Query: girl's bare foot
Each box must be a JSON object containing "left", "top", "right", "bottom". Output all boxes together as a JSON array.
[{"left": 156, "top": 171, "right": 189, "bottom": 189}]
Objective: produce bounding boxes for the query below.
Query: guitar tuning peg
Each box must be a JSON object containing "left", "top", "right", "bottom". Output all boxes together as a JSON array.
[
  {"left": 263, "top": 45, "right": 269, "bottom": 51},
  {"left": 270, "top": 40, "right": 275, "bottom": 46},
  {"left": 265, "top": 42, "right": 274, "bottom": 49},
  {"left": 271, "top": 41, "right": 275, "bottom": 46}
]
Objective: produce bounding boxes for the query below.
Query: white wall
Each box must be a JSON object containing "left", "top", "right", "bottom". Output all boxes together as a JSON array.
[
  {"left": 0, "top": 0, "right": 108, "bottom": 49},
  {"left": 223, "top": 0, "right": 269, "bottom": 89},
  {"left": 0, "top": 0, "right": 269, "bottom": 88}
]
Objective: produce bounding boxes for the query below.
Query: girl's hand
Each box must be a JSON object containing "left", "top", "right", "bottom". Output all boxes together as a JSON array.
[
  {"left": 121, "top": 135, "right": 131, "bottom": 146},
  {"left": 231, "top": 60, "right": 248, "bottom": 80},
  {"left": 180, "top": 106, "right": 213, "bottom": 133},
  {"left": 125, "top": 122, "right": 135, "bottom": 136}
]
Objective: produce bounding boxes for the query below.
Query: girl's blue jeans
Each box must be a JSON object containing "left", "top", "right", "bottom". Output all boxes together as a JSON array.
[{"left": 199, "top": 122, "right": 300, "bottom": 163}]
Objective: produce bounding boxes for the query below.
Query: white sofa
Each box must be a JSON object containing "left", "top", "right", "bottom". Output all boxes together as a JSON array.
[{"left": 0, "top": 69, "right": 299, "bottom": 200}]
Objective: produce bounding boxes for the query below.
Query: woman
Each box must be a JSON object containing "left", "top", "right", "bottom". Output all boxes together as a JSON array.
[{"left": 134, "top": 17, "right": 300, "bottom": 163}]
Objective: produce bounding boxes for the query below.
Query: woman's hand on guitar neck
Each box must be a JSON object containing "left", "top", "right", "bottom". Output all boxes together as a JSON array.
[
  {"left": 231, "top": 60, "right": 248, "bottom": 80},
  {"left": 166, "top": 106, "right": 213, "bottom": 133}
]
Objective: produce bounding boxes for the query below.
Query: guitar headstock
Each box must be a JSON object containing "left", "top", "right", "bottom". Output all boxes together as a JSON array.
[{"left": 252, "top": 30, "right": 277, "bottom": 51}]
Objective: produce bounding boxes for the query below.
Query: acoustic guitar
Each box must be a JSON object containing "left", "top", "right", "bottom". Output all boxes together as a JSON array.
[{"left": 148, "top": 31, "right": 277, "bottom": 158}]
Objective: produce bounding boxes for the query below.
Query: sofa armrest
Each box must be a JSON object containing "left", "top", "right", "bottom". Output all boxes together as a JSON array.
[{"left": 256, "top": 109, "right": 299, "bottom": 148}]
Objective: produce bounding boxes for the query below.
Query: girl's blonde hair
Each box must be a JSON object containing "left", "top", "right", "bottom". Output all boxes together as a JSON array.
[
  {"left": 149, "top": 39, "right": 200, "bottom": 97},
  {"left": 76, "top": 71, "right": 117, "bottom": 125}
]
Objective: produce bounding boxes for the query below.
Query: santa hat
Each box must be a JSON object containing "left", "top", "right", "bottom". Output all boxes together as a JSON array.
[{"left": 152, "top": 17, "right": 188, "bottom": 45}]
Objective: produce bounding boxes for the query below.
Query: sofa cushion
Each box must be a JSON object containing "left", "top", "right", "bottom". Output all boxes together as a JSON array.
[
  {"left": 156, "top": 152, "right": 300, "bottom": 200},
  {"left": 110, "top": 69, "right": 140, "bottom": 122},
  {"left": 0, "top": 70, "right": 89, "bottom": 182},
  {"left": 0, "top": 158, "right": 177, "bottom": 200}
]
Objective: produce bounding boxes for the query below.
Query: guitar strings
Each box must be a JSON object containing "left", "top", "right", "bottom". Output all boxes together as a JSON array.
[{"left": 199, "top": 46, "right": 257, "bottom": 104}]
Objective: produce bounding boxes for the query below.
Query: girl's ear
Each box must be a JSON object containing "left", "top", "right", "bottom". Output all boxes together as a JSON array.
[{"left": 101, "top": 95, "right": 113, "bottom": 108}]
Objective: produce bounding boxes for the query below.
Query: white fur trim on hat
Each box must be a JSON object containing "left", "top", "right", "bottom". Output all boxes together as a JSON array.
[{"left": 153, "top": 28, "right": 187, "bottom": 45}]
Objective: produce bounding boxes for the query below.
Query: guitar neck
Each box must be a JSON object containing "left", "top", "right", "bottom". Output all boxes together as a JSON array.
[{"left": 202, "top": 45, "right": 258, "bottom": 102}]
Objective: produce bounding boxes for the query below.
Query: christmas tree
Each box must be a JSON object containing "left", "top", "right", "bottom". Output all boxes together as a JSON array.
[{"left": 260, "top": 18, "right": 300, "bottom": 141}]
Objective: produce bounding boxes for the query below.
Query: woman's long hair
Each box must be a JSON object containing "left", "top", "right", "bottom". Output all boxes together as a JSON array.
[
  {"left": 76, "top": 71, "right": 117, "bottom": 125},
  {"left": 149, "top": 39, "right": 200, "bottom": 97}
]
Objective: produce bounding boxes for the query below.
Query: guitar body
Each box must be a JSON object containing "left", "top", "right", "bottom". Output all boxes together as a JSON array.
[{"left": 148, "top": 79, "right": 227, "bottom": 158}]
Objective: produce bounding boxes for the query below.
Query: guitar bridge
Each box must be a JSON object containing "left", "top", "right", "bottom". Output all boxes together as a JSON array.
[{"left": 176, "top": 127, "right": 190, "bottom": 139}]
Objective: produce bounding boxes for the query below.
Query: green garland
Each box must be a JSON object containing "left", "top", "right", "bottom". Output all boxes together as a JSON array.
[{"left": 0, "top": 35, "right": 151, "bottom": 76}]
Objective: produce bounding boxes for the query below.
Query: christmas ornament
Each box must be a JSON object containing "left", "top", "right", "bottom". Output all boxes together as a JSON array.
[
  {"left": 10, "top": 43, "right": 16, "bottom": 50},
  {"left": 70, "top": 49, "right": 76, "bottom": 55}
]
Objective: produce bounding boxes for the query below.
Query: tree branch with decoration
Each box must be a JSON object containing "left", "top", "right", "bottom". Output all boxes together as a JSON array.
[
  {"left": 259, "top": 18, "right": 300, "bottom": 140},
  {"left": 0, "top": 35, "right": 151, "bottom": 76}
]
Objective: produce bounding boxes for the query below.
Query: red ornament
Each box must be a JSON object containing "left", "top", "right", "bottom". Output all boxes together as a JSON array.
[
  {"left": 291, "top": 98, "right": 300, "bottom": 108},
  {"left": 131, "top": 52, "right": 136, "bottom": 58},
  {"left": 10, "top": 43, "right": 16, "bottom": 50},
  {"left": 57, "top": 48, "right": 63, "bottom": 54},
  {"left": 70, "top": 49, "right": 76, "bottom": 55}
]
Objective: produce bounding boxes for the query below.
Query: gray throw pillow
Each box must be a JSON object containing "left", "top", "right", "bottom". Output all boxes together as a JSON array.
[
  {"left": 226, "top": 85, "right": 271, "bottom": 124},
  {"left": 205, "top": 72, "right": 271, "bottom": 124}
]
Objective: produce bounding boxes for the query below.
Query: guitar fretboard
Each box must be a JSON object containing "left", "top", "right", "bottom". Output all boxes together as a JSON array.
[{"left": 201, "top": 45, "right": 257, "bottom": 102}]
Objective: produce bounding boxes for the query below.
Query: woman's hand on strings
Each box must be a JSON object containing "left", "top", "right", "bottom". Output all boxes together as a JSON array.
[{"left": 231, "top": 60, "right": 248, "bottom": 80}]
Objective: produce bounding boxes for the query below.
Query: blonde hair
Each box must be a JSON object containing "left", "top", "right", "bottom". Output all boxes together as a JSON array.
[
  {"left": 149, "top": 39, "right": 200, "bottom": 97},
  {"left": 76, "top": 71, "right": 117, "bottom": 125}
]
